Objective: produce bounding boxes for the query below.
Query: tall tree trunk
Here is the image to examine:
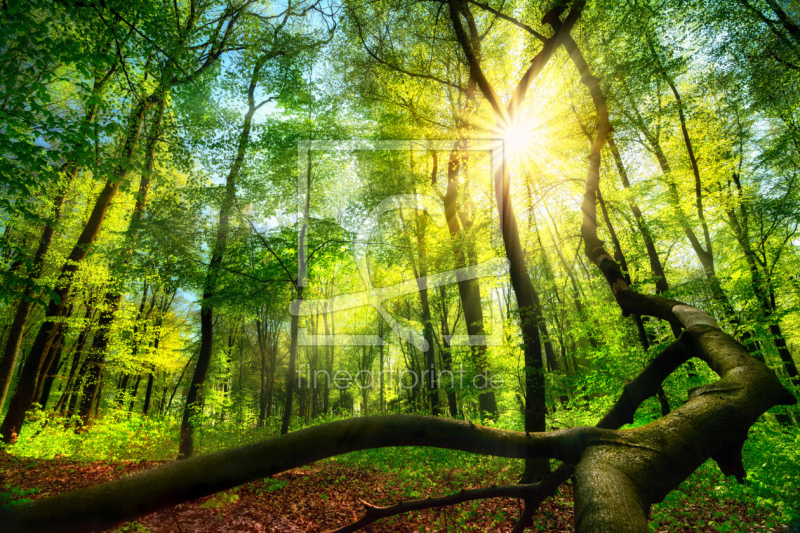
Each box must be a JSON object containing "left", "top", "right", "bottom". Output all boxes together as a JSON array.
[
  {"left": 598, "top": 191, "right": 671, "bottom": 415},
  {"left": 34, "top": 320, "right": 68, "bottom": 408},
  {"left": 437, "top": 285, "right": 459, "bottom": 417},
  {"left": 54, "top": 306, "right": 94, "bottom": 414},
  {"left": 725, "top": 174, "right": 800, "bottom": 388},
  {"left": 142, "top": 369, "right": 155, "bottom": 416},
  {"left": 606, "top": 133, "right": 670, "bottom": 295},
  {"left": 38, "top": 337, "right": 65, "bottom": 410},
  {"left": 66, "top": 354, "right": 93, "bottom": 419},
  {"left": 281, "top": 286, "right": 302, "bottom": 435},
  {"left": 399, "top": 200, "right": 439, "bottom": 416},
  {"left": 158, "top": 373, "right": 169, "bottom": 416},
  {"left": 81, "top": 93, "right": 166, "bottom": 422},
  {"left": 629, "top": 55, "right": 738, "bottom": 327},
  {"left": 142, "top": 326, "right": 163, "bottom": 417},
  {"left": 442, "top": 149, "right": 498, "bottom": 417},
  {"left": 446, "top": 0, "right": 569, "bottom": 481},
  {"left": 0, "top": 72, "right": 112, "bottom": 413},
  {"left": 0, "top": 91, "right": 152, "bottom": 443},
  {"left": 281, "top": 115, "right": 315, "bottom": 434},
  {"left": 596, "top": 192, "right": 645, "bottom": 340},
  {"left": 322, "top": 305, "right": 334, "bottom": 416},
  {"left": 495, "top": 146, "right": 549, "bottom": 482},
  {"left": 178, "top": 59, "right": 267, "bottom": 456},
  {"left": 310, "top": 313, "right": 320, "bottom": 418},
  {"left": 377, "top": 319, "right": 387, "bottom": 414},
  {"left": 127, "top": 374, "right": 142, "bottom": 412},
  {"left": 256, "top": 318, "right": 268, "bottom": 427}
]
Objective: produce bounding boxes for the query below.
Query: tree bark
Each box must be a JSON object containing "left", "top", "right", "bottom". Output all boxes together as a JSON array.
[
  {"left": 442, "top": 148, "right": 499, "bottom": 417},
  {"left": 0, "top": 91, "right": 151, "bottom": 443},
  {"left": 81, "top": 93, "right": 166, "bottom": 423},
  {"left": 281, "top": 286, "right": 302, "bottom": 434},
  {"left": 559, "top": 24, "right": 796, "bottom": 530},
  {"left": 178, "top": 58, "right": 267, "bottom": 457},
  {"left": 436, "top": 285, "right": 459, "bottom": 417},
  {"left": 606, "top": 133, "right": 670, "bottom": 294},
  {"left": 0, "top": 70, "right": 111, "bottom": 413},
  {"left": 34, "top": 319, "right": 68, "bottom": 409},
  {"left": 725, "top": 173, "right": 800, "bottom": 387},
  {"left": 53, "top": 306, "right": 94, "bottom": 415}
]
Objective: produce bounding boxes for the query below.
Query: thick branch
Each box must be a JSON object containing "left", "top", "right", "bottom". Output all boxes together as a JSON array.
[
  {"left": 597, "top": 339, "right": 691, "bottom": 429},
  {"left": 0, "top": 416, "right": 615, "bottom": 533}
]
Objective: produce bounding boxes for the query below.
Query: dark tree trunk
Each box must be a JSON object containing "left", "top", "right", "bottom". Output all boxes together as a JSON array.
[
  {"left": 496, "top": 161, "right": 549, "bottom": 482},
  {"left": 127, "top": 375, "right": 142, "bottom": 412},
  {"left": 179, "top": 60, "right": 264, "bottom": 457},
  {"left": 322, "top": 308, "right": 334, "bottom": 416},
  {"left": 36, "top": 326, "right": 68, "bottom": 410},
  {"left": 725, "top": 173, "right": 800, "bottom": 388},
  {"left": 0, "top": 93, "right": 151, "bottom": 443},
  {"left": 606, "top": 134, "right": 670, "bottom": 295},
  {"left": 53, "top": 307, "right": 93, "bottom": 415},
  {"left": 281, "top": 286, "right": 302, "bottom": 435},
  {"left": 0, "top": 72, "right": 111, "bottom": 413},
  {"left": 158, "top": 374, "right": 169, "bottom": 416},
  {"left": 32, "top": 321, "right": 66, "bottom": 406},
  {"left": 398, "top": 197, "right": 440, "bottom": 416},
  {"left": 142, "top": 369, "right": 155, "bottom": 417},
  {"left": 437, "top": 285, "right": 459, "bottom": 417},
  {"left": 597, "top": 191, "right": 670, "bottom": 416},
  {"left": 257, "top": 318, "right": 268, "bottom": 427},
  {"left": 66, "top": 352, "right": 93, "bottom": 419},
  {"left": 310, "top": 313, "right": 320, "bottom": 419},
  {"left": 82, "top": 94, "right": 165, "bottom": 423},
  {"left": 442, "top": 149, "right": 499, "bottom": 417}
]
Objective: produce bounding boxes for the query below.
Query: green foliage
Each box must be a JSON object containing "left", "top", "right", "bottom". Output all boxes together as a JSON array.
[
  {"left": 5, "top": 410, "right": 177, "bottom": 462},
  {"left": 0, "top": 484, "right": 39, "bottom": 507},
  {"left": 256, "top": 478, "right": 287, "bottom": 494},
  {"left": 199, "top": 490, "right": 239, "bottom": 509}
]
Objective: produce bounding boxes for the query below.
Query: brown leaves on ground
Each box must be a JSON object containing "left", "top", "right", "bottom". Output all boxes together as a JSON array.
[{"left": 0, "top": 452, "right": 780, "bottom": 532}]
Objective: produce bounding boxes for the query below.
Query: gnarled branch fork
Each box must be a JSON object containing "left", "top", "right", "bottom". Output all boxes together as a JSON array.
[{"left": 554, "top": 15, "right": 797, "bottom": 532}]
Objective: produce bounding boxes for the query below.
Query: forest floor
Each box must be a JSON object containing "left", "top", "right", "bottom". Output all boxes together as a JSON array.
[{"left": 0, "top": 451, "right": 791, "bottom": 533}]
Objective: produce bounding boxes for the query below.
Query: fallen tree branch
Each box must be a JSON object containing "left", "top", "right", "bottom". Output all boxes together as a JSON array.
[
  {"left": 0, "top": 416, "right": 615, "bottom": 532},
  {"left": 326, "top": 464, "right": 573, "bottom": 533},
  {"left": 597, "top": 338, "right": 692, "bottom": 429}
]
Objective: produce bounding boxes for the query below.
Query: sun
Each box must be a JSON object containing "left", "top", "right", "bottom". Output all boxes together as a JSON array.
[{"left": 499, "top": 122, "right": 536, "bottom": 158}]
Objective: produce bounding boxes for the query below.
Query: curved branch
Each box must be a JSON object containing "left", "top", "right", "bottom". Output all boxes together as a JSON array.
[
  {"left": 447, "top": 0, "right": 585, "bottom": 126},
  {"left": 0, "top": 416, "right": 614, "bottom": 533},
  {"left": 349, "top": 6, "right": 467, "bottom": 94},
  {"left": 466, "top": 0, "right": 547, "bottom": 41}
]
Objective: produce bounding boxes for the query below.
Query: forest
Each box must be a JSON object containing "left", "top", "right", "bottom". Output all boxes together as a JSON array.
[{"left": 1, "top": 0, "right": 799, "bottom": 531}]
